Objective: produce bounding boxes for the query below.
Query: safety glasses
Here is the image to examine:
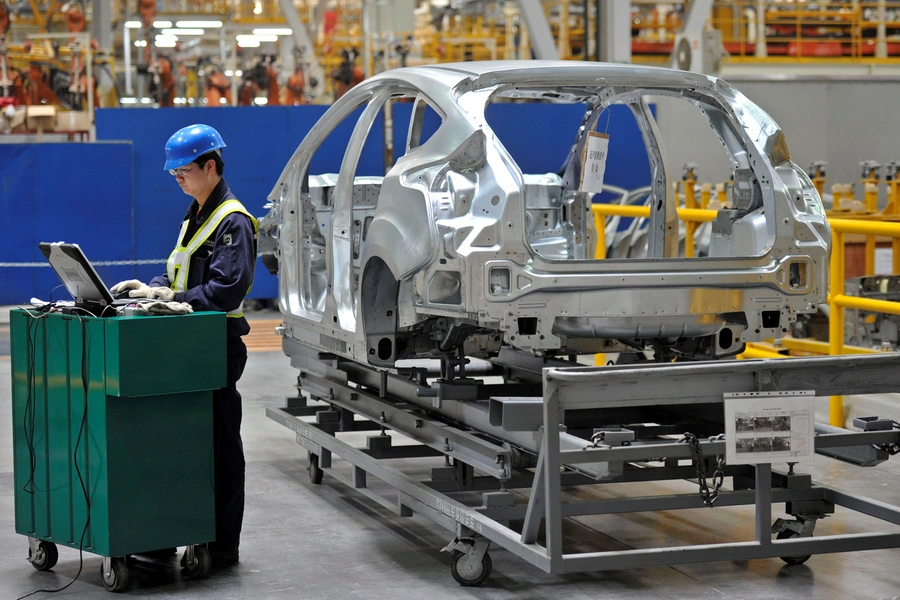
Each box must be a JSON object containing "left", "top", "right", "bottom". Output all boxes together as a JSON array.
[{"left": 169, "top": 165, "right": 196, "bottom": 177}]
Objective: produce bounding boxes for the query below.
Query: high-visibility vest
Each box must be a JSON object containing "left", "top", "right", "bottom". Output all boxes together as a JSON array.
[{"left": 165, "top": 198, "right": 258, "bottom": 318}]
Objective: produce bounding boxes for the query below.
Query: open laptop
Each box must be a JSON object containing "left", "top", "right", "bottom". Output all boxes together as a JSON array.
[{"left": 39, "top": 241, "right": 150, "bottom": 316}]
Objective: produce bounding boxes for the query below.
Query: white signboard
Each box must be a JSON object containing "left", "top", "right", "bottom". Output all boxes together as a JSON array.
[
  {"left": 875, "top": 248, "right": 893, "bottom": 275},
  {"left": 724, "top": 391, "right": 816, "bottom": 465},
  {"left": 580, "top": 131, "right": 610, "bottom": 194}
]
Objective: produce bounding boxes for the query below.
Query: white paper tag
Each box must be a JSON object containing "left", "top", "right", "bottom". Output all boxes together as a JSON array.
[{"left": 580, "top": 131, "right": 610, "bottom": 194}]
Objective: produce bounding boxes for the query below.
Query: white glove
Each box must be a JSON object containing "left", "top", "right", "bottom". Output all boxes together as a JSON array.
[
  {"left": 123, "top": 301, "right": 193, "bottom": 316},
  {"left": 110, "top": 279, "right": 152, "bottom": 298},
  {"left": 143, "top": 301, "right": 193, "bottom": 315},
  {"left": 147, "top": 287, "right": 176, "bottom": 301}
]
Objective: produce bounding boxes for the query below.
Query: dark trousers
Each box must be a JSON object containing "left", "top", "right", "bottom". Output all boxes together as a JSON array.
[{"left": 212, "top": 339, "right": 247, "bottom": 553}]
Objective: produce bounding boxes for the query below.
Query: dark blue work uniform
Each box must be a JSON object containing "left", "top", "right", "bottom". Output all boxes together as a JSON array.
[{"left": 151, "top": 178, "right": 256, "bottom": 557}]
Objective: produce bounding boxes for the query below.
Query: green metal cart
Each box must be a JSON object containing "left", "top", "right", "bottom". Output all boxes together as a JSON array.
[{"left": 10, "top": 309, "right": 226, "bottom": 592}]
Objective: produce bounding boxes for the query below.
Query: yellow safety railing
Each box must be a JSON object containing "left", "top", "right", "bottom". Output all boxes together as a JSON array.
[
  {"left": 589, "top": 203, "right": 900, "bottom": 426},
  {"left": 590, "top": 203, "right": 716, "bottom": 260},
  {"left": 827, "top": 218, "right": 900, "bottom": 424}
]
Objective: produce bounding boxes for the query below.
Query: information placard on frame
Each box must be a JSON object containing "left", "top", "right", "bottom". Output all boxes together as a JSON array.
[{"left": 724, "top": 391, "right": 816, "bottom": 465}]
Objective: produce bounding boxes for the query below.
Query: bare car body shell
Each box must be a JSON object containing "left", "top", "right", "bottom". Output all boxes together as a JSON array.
[{"left": 260, "top": 61, "right": 830, "bottom": 367}]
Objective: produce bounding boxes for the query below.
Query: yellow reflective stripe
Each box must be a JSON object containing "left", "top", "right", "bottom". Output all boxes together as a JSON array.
[
  {"left": 166, "top": 220, "right": 191, "bottom": 285},
  {"left": 165, "top": 199, "right": 257, "bottom": 300},
  {"left": 183, "top": 200, "right": 248, "bottom": 250}
]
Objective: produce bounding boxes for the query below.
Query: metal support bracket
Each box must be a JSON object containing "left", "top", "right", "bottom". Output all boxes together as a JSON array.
[
  {"left": 441, "top": 536, "right": 491, "bottom": 568},
  {"left": 772, "top": 517, "right": 818, "bottom": 538},
  {"left": 26, "top": 537, "right": 40, "bottom": 564},
  {"left": 183, "top": 544, "right": 197, "bottom": 569}
]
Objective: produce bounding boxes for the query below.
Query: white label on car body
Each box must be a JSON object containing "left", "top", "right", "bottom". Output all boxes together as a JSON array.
[{"left": 580, "top": 131, "right": 610, "bottom": 194}]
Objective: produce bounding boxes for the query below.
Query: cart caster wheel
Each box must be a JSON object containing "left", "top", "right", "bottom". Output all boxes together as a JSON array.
[
  {"left": 308, "top": 452, "right": 324, "bottom": 484},
  {"left": 776, "top": 530, "right": 812, "bottom": 565},
  {"left": 28, "top": 541, "right": 58, "bottom": 571},
  {"left": 450, "top": 549, "right": 492, "bottom": 587},
  {"left": 101, "top": 557, "right": 130, "bottom": 592},
  {"left": 181, "top": 545, "right": 211, "bottom": 578}
]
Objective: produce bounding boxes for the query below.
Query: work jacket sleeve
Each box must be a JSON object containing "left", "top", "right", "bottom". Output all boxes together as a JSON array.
[
  {"left": 149, "top": 273, "right": 171, "bottom": 288},
  {"left": 175, "top": 212, "right": 256, "bottom": 312}
]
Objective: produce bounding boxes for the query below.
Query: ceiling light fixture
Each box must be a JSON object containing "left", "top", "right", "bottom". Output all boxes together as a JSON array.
[
  {"left": 161, "top": 28, "right": 204, "bottom": 36},
  {"left": 176, "top": 20, "right": 223, "bottom": 28}
]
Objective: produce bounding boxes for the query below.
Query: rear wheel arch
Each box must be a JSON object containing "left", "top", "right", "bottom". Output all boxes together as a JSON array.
[{"left": 360, "top": 256, "right": 401, "bottom": 366}]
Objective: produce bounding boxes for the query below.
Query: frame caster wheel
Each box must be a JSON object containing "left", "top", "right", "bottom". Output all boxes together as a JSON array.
[
  {"left": 308, "top": 452, "right": 324, "bottom": 484},
  {"left": 450, "top": 549, "right": 492, "bottom": 587},
  {"left": 776, "top": 530, "right": 812, "bottom": 565},
  {"left": 28, "top": 540, "right": 58, "bottom": 571},
  {"left": 101, "top": 557, "right": 130, "bottom": 592},
  {"left": 181, "top": 545, "right": 211, "bottom": 578}
]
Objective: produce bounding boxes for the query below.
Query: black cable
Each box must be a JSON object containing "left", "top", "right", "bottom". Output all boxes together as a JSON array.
[
  {"left": 16, "top": 315, "right": 93, "bottom": 600},
  {"left": 47, "top": 284, "right": 65, "bottom": 304},
  {"left": 21, "top": 309, "right": 45, "bottom": 495}
]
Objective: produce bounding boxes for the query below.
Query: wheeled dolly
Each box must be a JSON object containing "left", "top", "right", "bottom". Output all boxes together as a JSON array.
[{"left": 269, "top": 348, "right": 900, "bottom": 587}]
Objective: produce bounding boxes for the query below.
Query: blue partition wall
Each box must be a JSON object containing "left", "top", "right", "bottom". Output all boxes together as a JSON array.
[
  {"left": 0, "top": 142, "right": 134, "bottom": 303},
  {"left": 0, "top": 104, "right": 650, "bottom": 305}
]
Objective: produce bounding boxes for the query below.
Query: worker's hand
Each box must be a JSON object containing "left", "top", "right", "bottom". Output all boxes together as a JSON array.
[
  {"left": 110, "top": 279, "right": 151, "bottom": 298},
  {"left": 147, "top": 287, "right": 176, "bottom": 301}
]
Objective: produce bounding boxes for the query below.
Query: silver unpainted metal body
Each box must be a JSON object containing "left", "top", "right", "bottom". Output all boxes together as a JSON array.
[
  {"left": 260, "top": 61, "right": 829, "bottom": 368},
  {"left": 260, "top": 61, "right": 900, "bottom": 586}
]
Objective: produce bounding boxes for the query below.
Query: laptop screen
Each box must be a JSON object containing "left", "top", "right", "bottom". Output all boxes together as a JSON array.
[{"left": 39, "top": 242, "right": 115, "bottom": 306}]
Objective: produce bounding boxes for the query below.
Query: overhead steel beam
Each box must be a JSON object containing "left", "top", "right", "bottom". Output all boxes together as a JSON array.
[
  {"left": 516, "top": 0, "right": 559, "bottom": 60},
  {"left": 277, "top": 0, "right": 325, "bottom": 100},
  {"left": 91, "top": 0, "right": 113, "bottom": 93},
  {"left": 598, "top": 0, "right": 630, "bottom": 63}
]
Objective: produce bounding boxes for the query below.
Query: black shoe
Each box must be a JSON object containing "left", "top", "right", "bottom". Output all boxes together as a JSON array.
[{"left": 208, "top": 548, "right": 239, "bottom": 569}]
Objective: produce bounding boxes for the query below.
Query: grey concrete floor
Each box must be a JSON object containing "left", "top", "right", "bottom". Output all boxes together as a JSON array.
[{"left": 2, "top": 313, "right": 900, "bottom": 599}]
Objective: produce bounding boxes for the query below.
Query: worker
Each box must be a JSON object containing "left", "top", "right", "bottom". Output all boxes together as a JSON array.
[{"left": 111, "top": 124, "right": 258, "bottom": 569}]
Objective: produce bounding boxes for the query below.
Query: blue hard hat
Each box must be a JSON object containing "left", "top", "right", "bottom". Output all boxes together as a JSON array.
[{"left": 163, "top": 124, "right": 226, "bottom": 170}]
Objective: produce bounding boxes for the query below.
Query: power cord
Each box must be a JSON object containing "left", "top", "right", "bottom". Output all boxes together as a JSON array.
[{"left": 16, "top": 313, "right": 93, "bottom": 600}]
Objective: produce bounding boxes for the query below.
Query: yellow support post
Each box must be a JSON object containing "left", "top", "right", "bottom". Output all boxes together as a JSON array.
[
  {"left": 808, "top": 161, "right": 828, "bottom": 200},
  {"left": 884, "top": 162, "right": 899, "bottom": 216},
  {"left": 863, "top": 178, "right": 880, "bottom": 214},
  {"left": 699, "top": 183, "right": 712, "bottom": 210},
  {"left": 860, "top": 161, "right": 881, "bottom": 276},
  {"left": 832, "top": 183, "right": 845, "bottom": 211},
  {"left": 593, "top": 210, "right": 606, "bottom": 259},
  {"left": 682, "top": 164, "right": 697, "bottom": 258},
  {"left": 886, "top": 163, "right": 900, "bottom": 274},
  {"left": 829, "top": 229, "right": 845, "bottom": 426}
]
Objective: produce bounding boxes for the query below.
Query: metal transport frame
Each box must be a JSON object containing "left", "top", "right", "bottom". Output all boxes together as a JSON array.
[{"left": 267, "top": 344, "right": 900, "bottom": 585}]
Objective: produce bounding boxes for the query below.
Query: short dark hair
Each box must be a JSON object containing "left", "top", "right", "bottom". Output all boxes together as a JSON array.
[{"left": 194, "top": 150, "right": 224, "bottom": 176}]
